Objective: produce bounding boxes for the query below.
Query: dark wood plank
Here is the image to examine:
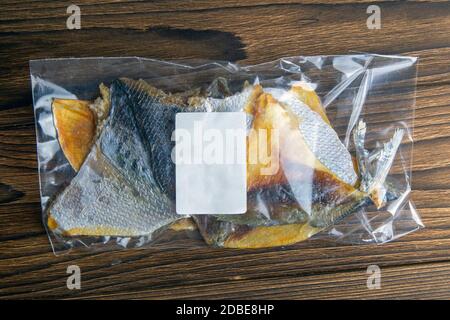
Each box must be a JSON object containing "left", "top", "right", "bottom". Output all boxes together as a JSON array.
[
  {"left": 74, "top": 262, "right": 450, "bottom": 299},
  {"left": 1, "top": 1, "right": 450, "bottom": 108},
  {"left": 0, "top": 0, "right": 449, "bottom": 299}
]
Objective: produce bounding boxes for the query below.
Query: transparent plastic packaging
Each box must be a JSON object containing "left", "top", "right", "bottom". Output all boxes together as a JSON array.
[{"left": 30, "top": 55, "right": 423, "bottom": 254}]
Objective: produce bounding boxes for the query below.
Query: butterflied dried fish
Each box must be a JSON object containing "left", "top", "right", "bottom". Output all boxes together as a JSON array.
[
  {"left": 192, "top": 81, "right": 405, "bottom": 248},
  {"left": 48, "top": 78, "right": 188, "bottom": 237}
]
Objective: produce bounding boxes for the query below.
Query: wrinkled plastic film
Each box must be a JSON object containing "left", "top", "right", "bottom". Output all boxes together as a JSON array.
[{"left": 30, "top": 55, "right": 421, "bottom": 254}]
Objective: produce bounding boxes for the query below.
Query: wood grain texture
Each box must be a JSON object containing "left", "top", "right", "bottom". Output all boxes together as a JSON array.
[{"left": 0, "top": 0, "right": 449, "bottom": 300}]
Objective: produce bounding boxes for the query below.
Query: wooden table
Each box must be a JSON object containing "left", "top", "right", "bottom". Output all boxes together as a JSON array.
[{"left": 1, "top": 1, "right": 449, "bottom": 300}]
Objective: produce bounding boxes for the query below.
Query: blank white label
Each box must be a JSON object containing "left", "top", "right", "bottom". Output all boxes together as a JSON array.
[{"left": 175, "top": 112, "right": 247, "bottom": 215}]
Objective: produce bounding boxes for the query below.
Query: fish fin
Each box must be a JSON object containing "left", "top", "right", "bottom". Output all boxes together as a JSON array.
[
  {"left": 52, "top": 98, "right": 96, "bottom": 171},
  {"left": 368, "top": 129, "right": 404, "bottom": 208}
]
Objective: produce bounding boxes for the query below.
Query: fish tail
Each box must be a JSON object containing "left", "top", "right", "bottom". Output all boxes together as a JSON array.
[{"left": 368, "top": 128, "right": 404, "bottom": 208}]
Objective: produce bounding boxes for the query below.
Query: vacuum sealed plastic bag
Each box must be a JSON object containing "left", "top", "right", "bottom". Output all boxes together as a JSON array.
[{"left": 30, "top": 55, "right": 422, "bottom": 254}]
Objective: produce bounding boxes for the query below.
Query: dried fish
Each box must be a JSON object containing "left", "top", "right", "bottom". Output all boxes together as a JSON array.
[
  {"left": 194, "top": 86, "right": 370, "bottom": 247},
  {"left": 48, "top": 79, "right": 185, "bottom": 237},
  {"left": 48, "top": 78, "right": 403, "bottom": 248}
]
